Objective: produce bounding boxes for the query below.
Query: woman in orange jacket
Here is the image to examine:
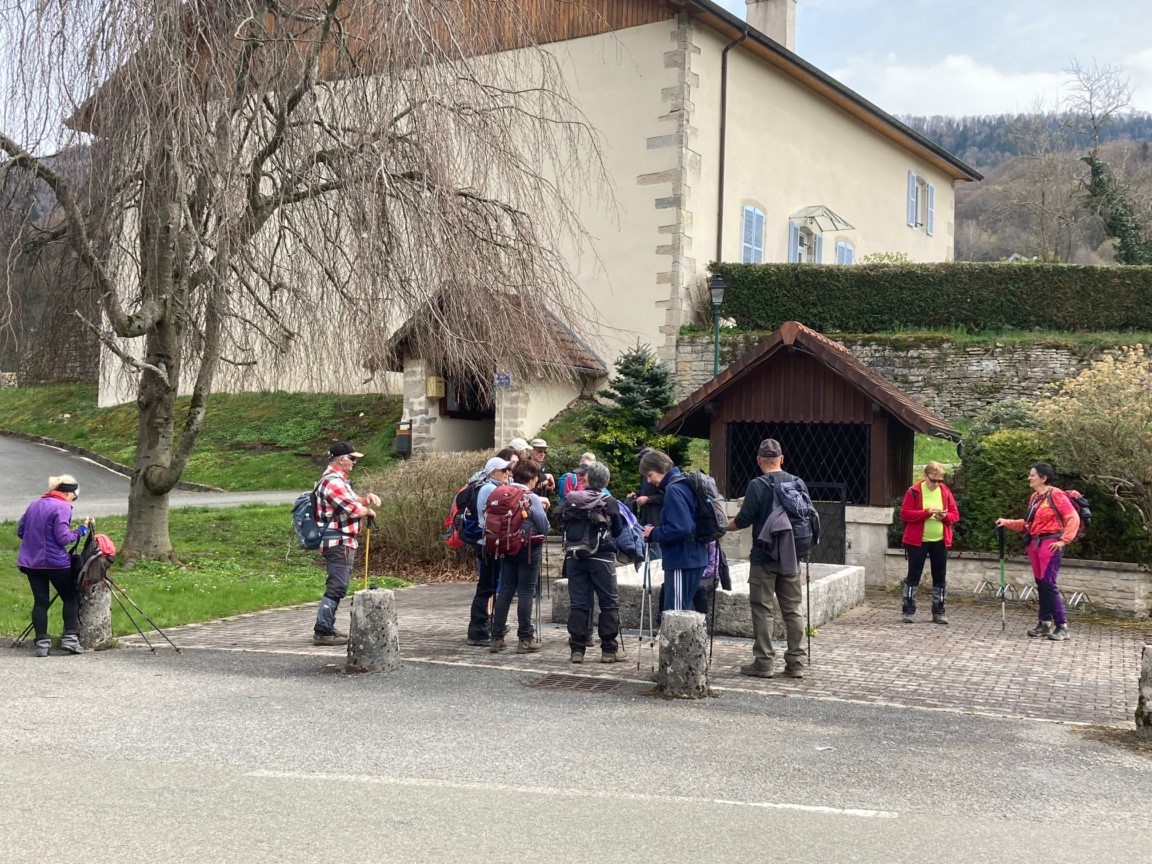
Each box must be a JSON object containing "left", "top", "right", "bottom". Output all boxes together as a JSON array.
[
  {"left": 899, "top": 461, "right": 960, "bottom": 624},
  {"left": 996, "top": 461, "right": 1080, "bottom": 642}
]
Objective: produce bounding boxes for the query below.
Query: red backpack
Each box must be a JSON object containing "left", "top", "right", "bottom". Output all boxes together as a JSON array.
[{"left": 483, "top": 484, "right": 536, "bottom": 559}]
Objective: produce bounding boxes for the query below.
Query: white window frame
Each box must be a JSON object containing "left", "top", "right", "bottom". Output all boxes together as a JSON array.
[
  {"left": 835, "top": 240, "right": 855, "bottom": 265},
  {"left": 741, "top": 205, "right": 766, "bottom": 263}
]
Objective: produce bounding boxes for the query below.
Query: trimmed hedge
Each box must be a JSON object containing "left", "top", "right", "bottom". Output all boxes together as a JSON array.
[{"left": 712, "top": 262, "right": 1152, "bottom": 332}]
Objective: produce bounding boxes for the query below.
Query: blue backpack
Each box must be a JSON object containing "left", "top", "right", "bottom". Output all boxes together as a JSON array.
[
  {"left": 616, "top": 501, "right": 646, "bottom": 567},
  {"left": 292, "top": 491, "right": 323, "bottom": 550}
]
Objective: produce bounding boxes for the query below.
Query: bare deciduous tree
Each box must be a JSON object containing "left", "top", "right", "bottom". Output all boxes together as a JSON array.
[{"left": 0, "top": 0, "right": 607, "bottom": 559}]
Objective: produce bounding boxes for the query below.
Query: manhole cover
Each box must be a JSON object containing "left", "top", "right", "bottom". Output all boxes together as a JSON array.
[{"left": 527, "top": 673, "right": 622, "bottom": 694}]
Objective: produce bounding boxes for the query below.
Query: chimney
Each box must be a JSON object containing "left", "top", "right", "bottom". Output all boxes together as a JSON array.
[{"left": 746, "top": 0, "right": 797, "bottom": 52}]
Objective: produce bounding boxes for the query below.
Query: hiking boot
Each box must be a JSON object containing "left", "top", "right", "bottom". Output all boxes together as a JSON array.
[
  {"left": 332, "top": 628, "right": 349, "bottom": 640},
  {"left": 931, "top": 614, "right": 949, "bottom": 625},
  {"left": 902, "top": 613, "right": 915, "bottom": 624},
  {"left": 740, "top": 663, "right": 774, "bottom": 679},
  {"left": 784, "top": 665, "right": 805, "bottom": 679},
  {"left": 312, "top": 632, "right": 347, "bottom": 646},
  {"left": 489, "top": 638, "right": 506, "bottom": 653},
  {"left": 516, "top": 638, "right": 542, "bottom": 654},
  {"left": 601, "top": 649, "right": 626, "bottom": 664},
  {"left": 34, "top": 638, "right": 51, "bottom": 658},
  {"left": 1027, "top": 620, "right": 1055, "bottom": 638},
  {"left": 467, "top": 637, "right": 492, "bottom": 647},
  {"left": 1047, "top": 626, "right": 1069, "bottom": 642},
  {"left": 60, "top": 634, "right": 84, "bottom": 655},
  {"left": 570, "top": 650, "right": 585, "bottom": 664}
]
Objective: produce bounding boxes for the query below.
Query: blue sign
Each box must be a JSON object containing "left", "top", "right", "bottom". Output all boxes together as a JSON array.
[{"left": 493, "top": 372, "right": 511, "bottom": 388}]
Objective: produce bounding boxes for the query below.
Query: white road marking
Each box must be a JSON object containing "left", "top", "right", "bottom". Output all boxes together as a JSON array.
[{"left": 246, "top": 769, "right": 899, "bottom": 819}]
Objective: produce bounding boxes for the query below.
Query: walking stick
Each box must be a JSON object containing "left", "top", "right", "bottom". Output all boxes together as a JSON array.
[
  {"left": 708, "top": 578, "right": 717, "bottom": 667},
  {"left": 12, "top": 592, "right": 59, "bottom": 648},
  {"left": 997, "top": 525, "right": 1007, "bottom": 631},
  {"left": 805, "top": 557, "right": 812, "bottom": 667},
  {"left": 103, "top": 575, "right": 182, "bottom": 653}
]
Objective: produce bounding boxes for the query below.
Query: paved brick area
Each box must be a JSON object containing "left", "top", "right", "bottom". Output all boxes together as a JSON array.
[{"left": 123, "top": 583, "right": 1150, "bottom": 728}]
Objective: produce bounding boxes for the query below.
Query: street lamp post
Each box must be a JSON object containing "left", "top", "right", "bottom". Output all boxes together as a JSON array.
[{"left": 709, "top": 273, "right": 727, "bottom": 376}]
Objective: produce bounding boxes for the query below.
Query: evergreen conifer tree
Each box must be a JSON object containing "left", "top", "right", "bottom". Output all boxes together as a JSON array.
[{"left": 598, "top": 344, "right": 676, "bottom": 430}]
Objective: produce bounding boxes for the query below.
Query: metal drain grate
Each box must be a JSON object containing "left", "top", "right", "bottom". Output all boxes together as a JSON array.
[{"left": 527, "top": 673, "right": 622, "bottom": 693}]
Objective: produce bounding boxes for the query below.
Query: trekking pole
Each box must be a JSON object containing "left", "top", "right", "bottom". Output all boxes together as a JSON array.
[
  {"left": 997, "top": 525, "right": 1007, "bottom": 631},
  {"left": 103, "top": 575, "right": 182, "bottom": 653},
  {"left": 110, "top": 587, "right": 156, "bottom": 652},
  {"left": 12, "top": 592, "right": 59, "bottom": 648},
  {"left": 708, "top": 579, "right": 717, "bottom": 668},
  {"left": 805, "top": 557, "right": 812, "bottom": 667},
  {"left": 637, "top": 545, "right": 649, "bottom": 673},
  {"left": 535, "top": 567, "right": 543, "bottom": 643}
]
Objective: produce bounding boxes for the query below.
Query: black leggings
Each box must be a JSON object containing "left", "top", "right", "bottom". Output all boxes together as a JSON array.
[
  {"left": 903, "top": 541, "right": 948, "bottom": 615},
  {"left": 23, "top": 567, "right": 79, "bottom": 639}
]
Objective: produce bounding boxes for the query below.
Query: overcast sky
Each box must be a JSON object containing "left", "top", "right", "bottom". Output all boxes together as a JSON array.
[{"left": 715, "top": 0, "right": 1151, "bottom": 116}]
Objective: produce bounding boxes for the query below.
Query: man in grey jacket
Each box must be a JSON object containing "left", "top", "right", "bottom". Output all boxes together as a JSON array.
[{"left": 726, "top": 439, "right": 807, "bottom": 679}]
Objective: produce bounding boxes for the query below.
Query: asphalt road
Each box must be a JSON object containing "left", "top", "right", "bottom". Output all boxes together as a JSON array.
[
  {"left": 0, "top": 436, "right": 298, "bottom": 521},
  {"left": 1, "top": 648, "right": 1149, "bottom": 863}
]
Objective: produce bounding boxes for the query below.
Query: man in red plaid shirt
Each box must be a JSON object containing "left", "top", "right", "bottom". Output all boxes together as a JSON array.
[{"left": 313, "top": 441, "right": 380, "bottom": 645}]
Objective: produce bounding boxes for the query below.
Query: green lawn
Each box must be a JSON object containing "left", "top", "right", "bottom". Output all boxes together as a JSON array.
[
  {"left": 1, "top": 505, "right": 408, "bottom": 638},
  {"left": 0, "top": 384, "right": 403, "bottom": 490}
]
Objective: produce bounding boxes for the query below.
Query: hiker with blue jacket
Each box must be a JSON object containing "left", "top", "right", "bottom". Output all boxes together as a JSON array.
[
  {"left": 639, "top": 449, "right": 707, "bottom": 612},
  {"left": 726, "top": 438, "right": 807, "bottom": 680},
  {"left": 559, "top": 462, "right": 628, "bottom": 664}
]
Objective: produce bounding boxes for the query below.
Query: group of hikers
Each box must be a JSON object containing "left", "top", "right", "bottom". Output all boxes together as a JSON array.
[{"left": 16, "top": 442, "right": 1086, "bottom": 663}]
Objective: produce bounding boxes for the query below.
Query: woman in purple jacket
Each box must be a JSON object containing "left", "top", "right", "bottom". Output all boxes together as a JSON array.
[{"left": 17, "top": 474, "right": 92, "bottom": 656}]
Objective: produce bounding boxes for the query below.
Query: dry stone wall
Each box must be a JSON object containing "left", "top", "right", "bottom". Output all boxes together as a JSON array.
[{"left": 675, "top": 334, "right": 1143, "bottom": 421}]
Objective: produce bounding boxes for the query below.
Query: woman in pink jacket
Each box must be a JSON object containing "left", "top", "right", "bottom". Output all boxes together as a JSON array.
[
  {"left": 899, "top": 461, "right": 960, "bottom": 625},
  {"left": 996, "top": 462, "right": 1080, "bottom": 642}
]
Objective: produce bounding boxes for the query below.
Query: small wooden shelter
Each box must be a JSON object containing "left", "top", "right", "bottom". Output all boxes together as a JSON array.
[{"left": 657, "top": 321, "right": 960, "bottom": 505}]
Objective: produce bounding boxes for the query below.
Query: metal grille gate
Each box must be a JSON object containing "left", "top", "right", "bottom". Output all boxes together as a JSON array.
[{"left": 726, "top": 422, "right": 871, "bottom": 505}]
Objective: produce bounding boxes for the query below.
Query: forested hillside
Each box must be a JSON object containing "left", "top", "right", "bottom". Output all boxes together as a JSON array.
[{"left": 902, "top": 113, "right": 1152, "bottom": 170}]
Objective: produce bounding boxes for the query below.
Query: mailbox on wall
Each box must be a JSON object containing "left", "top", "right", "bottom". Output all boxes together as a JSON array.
[{"left": 425, "top": 376, "right": 446, "bottom": 399}]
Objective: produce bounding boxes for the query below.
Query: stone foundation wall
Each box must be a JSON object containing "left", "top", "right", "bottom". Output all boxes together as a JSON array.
[
  {"left": 883, "top": 549, "right": 1152, "bottom": 618},
  {"left": 676, "top": 334, "right": 1141, "bottom": 421}
]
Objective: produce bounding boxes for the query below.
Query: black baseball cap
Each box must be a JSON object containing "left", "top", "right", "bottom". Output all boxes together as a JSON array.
[{"left": 328, "top": 441, "right": 364, "bottom": 459}]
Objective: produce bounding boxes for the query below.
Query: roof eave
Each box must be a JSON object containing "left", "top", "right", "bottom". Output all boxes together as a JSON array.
[{"left": 679, "top": 0, "right": 983, "bottom": 183}]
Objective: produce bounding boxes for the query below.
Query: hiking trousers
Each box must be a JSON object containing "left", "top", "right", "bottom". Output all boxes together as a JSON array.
[
  {"left": 748, "top": 563, "right": 805, "bottom": 670},
  {"left": 1028, "top": 536, "right": 1067, "bottom": 627},
  {"left": 23, "top": 567, "right": 78, "bottom": 639},
  {"left": 566, "top": 556, "right": 621, "bottom": 653},
  {"left": 903, "top": 540, "right": 948, "bottom": 616},
  {"left": 660, "top": 567, "right": 704, "bottom": 613},
  {"left": 315, "top": 545, "right": 354, "bottom": 636},
  {"left": 493, "top": 552, "right": 540, "bottom": 640},
  {"left": 468, "top": 548, "right": 499, "bottom": 641}
]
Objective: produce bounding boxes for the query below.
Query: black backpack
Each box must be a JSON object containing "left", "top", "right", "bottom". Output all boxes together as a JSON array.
[
  {"left": 756, "top": 472, "right": 821, "bottom": 560},
  {"left": 1026, "top": 488, "right": 1091, "bottom": 542},
  {"left": 452, "top": 480, "right": 486, "bottom": 545},
  {"left": 560, "top": 489, "right": 611, "bottom": 559},
  {"left": 671, "top": 470, "right": 728, "bottom": 543}
]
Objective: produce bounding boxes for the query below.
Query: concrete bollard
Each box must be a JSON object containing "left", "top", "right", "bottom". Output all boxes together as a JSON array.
[
  {"left": 346, "top": 589, "right": 401, "bottom": 673},
  {"left": 1137, "top": 644, "right": 1152, "bottom": 733},
  {"left": 656, "top": 610, "right": 709, "bottom": 699},
  {"left": 78, "top": 581, "right": 112, "bottom": 649}
]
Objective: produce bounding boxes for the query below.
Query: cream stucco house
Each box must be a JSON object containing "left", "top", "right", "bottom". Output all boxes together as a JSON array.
[
  {"left": 94, "top": 0, "right": 980, "bottom": 454},
  {"left": 390, "top": 0, "right": 980, "bottom": 454}
]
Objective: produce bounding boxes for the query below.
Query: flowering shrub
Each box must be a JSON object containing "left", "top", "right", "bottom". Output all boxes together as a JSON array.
[{"left": 1036, "top": 347, "right": 1152, "bottom": 536}]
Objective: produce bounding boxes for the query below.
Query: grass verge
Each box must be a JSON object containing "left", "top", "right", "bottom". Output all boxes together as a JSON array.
[
  {"left": 0, "top": 384, "right": 402, "bottom": 490},
  {"left": 0, "top": 505, "right": 410, "bottom": 638}
]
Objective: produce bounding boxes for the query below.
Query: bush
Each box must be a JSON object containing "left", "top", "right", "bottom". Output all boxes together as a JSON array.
[
  {"left": 953, "top": 428, "right": 1052, "bottom": 553},
  {"left": 579, "top": 415, "right": 689, "bottom": 498},
  {"left": 1036, "top": 347, "right": 1152, "bottom": 540},
  {"left": 710, "top": 261, "right": 1152, "bottom": 332},
  {"left": 357, "top": 452, "right": 488, "bottom": 574}
]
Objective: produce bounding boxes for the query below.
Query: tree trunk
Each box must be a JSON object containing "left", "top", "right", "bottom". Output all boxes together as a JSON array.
[{"left": 123, "top": 476, "right": 174, "bottom": 561}]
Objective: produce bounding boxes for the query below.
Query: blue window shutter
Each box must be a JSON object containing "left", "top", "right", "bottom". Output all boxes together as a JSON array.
[
  {"left": 788, "top": 221, "right": 800, "bottom": 263},
  {"left": 845, "top": 243, "right": 854, "bottom": 264},
  {"left": 907, "top": 170, "right": 917, "bottom": 226},
  {"left": 753, "top": 209, "right": 765, "bottom": 263},
  {"left": 926, "top": 183, "right": 936, "bottom": 236},
  {"left": 741, "top": 206, "right": 754, "bottom": 263},
  {"left": 813, "top": 233, "right": 824, "bottom": 264}
]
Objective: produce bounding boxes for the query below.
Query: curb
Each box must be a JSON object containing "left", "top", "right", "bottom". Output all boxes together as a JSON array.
[{"left": 0, "top": 429, "right": 225, "bottom": 493}]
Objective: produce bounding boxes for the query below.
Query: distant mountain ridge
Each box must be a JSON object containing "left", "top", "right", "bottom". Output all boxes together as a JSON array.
[{"left": 900, "top": 113, "right": 1152, "bottom": 171}]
